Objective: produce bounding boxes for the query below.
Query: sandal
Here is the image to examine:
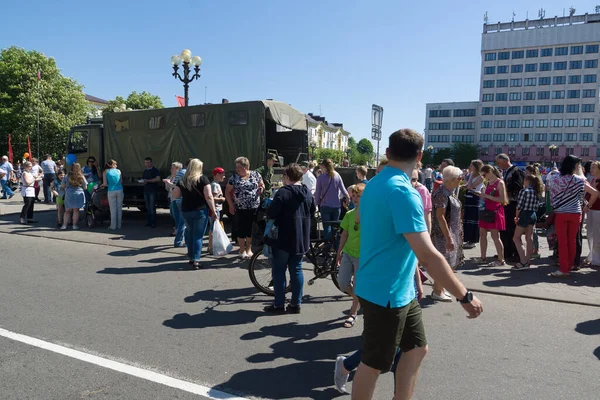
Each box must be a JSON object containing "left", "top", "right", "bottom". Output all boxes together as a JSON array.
[
  {"left": 472, "top": 257, "right": 487, "bottom": 263},
  {"left": 550, "top": 270, "right": 570, "bottom": 278},
  {"left": 487, "top": 260, "right": 506, "bottom": 267},
  {"left": 343, "top": 315, "right": 357, "bottom": 328},
  {"left": 512, "top": 262, "right": 529, "bottom": 271}
]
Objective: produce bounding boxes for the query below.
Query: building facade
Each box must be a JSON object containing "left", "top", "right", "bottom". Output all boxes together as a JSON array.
[
  {"left": 425, "top": 11, "right": 600, "bottom": 163},
  {"left": 424, "top": 101, "right": 479, "bottom": 152},
  {"left": 307, "top": 113, "right": 350, "bottom": 151}
]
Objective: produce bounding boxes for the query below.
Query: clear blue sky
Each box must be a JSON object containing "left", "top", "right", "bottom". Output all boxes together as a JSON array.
[{"left": 2, "top": 1, "right": 599, "bottom": 145}]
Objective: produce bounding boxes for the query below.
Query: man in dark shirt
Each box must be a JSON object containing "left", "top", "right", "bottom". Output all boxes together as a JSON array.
[
  {"left": 256, "top": 153, "right": 277, "bottom": 202},
  {"left": 142, "top": 157, "right": 160, "bottom": 228},
  {"left": 496, "top": 153, "right": 524, "bottom": 261}
]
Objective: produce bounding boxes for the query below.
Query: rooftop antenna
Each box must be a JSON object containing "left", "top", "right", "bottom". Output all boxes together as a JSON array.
[
  {"left": 538, "top": 8, "right": 546, "bottom": 19},
  {"left": 596, "top": 5, "right": 600, "bottom": 14},
  {"left": 512, "top": 11, "right": 516, "bottom": 22},
  {"left": 484, "top": 11, "right": 489, "bottom": 24},
  {"left": 569, "top": 6, "right": 576, "bottom": 16}
]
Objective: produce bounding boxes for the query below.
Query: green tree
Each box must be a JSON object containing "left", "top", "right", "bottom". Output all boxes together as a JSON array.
[
  {"left": 450, "top": 143, "right": 480, "bottom": 168},
  {"left": 347, "top": 136, "right": 357, "bottom": 150},
  {"left": 421, "top": 148, "right": 433, "bottom": 166},
  {"left": 0, "top": 46, "right": 89, "bottom": 157},
  {"left": 357, "top": 138, "right": 374, "bottom": 155},
  {"left": 314, "top": 148, "right": 345, "bottom": 165},
  {"left": 103, "top": 91, "right": 163, "bottom": 114},
  {"left": 433, "top": 148, "right": 453, "bottom": 166}
]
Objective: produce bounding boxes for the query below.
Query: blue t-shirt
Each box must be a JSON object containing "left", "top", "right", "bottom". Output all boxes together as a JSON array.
[
  {"left": 355, "top": 166, "right": 427, "bottom": 308},
  {"left": 105, "top": 168, "right": 123, "bottom": 192},
  {"left": 143, "top": 167, "right": 160, "bottom": 193}
]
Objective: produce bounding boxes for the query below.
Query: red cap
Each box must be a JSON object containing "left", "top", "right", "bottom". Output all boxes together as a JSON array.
[{"left": 212, "top": 167, "right": 225, "bottom": 176}]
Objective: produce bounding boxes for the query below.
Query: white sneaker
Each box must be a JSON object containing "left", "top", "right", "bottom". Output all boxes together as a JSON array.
[
  {"left": 61, "top": 225, "right": 67, "bottom": 230},
  {"left": 431, "top": 291, "right": 453, "bottom": 302},
  {"left": 241, "top": 251, "right": 248, "bottom": 260},
  {"left": 246, "top": 251, "right": 254, "bottom": 259},
  {"left": 334, "top": 356, "right": 349, "bottom": 393}
]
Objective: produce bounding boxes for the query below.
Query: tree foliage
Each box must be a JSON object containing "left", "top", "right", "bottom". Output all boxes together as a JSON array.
[
  {"left": 102, "top": 91, "right": 163, "bottom": 114},
  {"left": 357, "top": 138, "right": 374, "bottom": 155},
  {"left": 432, "top": 148, "right": 453, "bottom": 166},
  {"left": 313, "top": 148, "right": 345, "bottom": 165},
  {"left": 450, "top": 143, "right": 480, "bottom": 169},
  {"left": 0, "top": 46, "right": 89, "bottom": 157},
  {"left": 421, "top": 149, "right": 433, "bottom": 166}
]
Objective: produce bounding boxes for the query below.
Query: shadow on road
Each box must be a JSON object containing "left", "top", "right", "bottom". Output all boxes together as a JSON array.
[{"left": 575, "top": 318, "right": 600, "bottom": 360}]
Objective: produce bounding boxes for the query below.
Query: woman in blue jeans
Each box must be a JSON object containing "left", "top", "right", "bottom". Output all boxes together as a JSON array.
[
  {"left": 314, "top": 159, "right": 349, "bottom": 239},
  {"left": 264, "top": 163, "right": 315, "bottom": 314},
  {"left": 172, "top": 159, "right": 217, "bottom": 269}
]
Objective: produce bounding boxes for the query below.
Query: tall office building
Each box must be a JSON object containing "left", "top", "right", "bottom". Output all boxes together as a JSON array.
[{"left": 425, "top": 11, "right": 600, "bottom": 163}]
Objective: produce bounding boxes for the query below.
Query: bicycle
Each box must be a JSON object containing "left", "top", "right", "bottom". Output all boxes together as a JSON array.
[{"left": 248, "top": 221, "right": 344, "bottom": 296}]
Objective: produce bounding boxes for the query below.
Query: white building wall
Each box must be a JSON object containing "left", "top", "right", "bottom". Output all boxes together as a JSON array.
[{"left": 424, "top": 101, "right": 479, "bottom": 151}]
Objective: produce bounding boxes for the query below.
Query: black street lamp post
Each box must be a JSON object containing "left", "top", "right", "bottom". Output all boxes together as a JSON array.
[
  {"left": 310, "top": 141, "right": 317, "bottom": 160},
  {"left": 171, "top": 49, "right": 202, "bottom": 107}
]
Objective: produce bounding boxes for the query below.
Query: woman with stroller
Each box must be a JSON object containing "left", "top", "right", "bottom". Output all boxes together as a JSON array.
[
  {"left": 102, "top": 159, "right": 124, "bottom": 230},
  {"left": 62, "top": 163, "right": 88, "bottom": 230}
]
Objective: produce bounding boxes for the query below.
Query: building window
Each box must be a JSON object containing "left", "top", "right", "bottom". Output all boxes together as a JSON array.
[
  {"left": 508, "top": 120, "right": 520, "bottom": 128},
  {"left": 480, "top": 134, "right": 492, "bottom": 142},
  {"left": 566, "top": 148, "right": 575, "bottom": 156},
  {"left": 536, "top": 119, "right": 548, "bottom": 128},
  {"left": 540, "top": 62, "right": 552, "bottom": 71},
  {"left": 483, "top": 80, "right": 495, "bottom": 88},
  {"left": 536, "top": 147, "right": 545, "bottom": 156},
  {"left": 511, "top": 65, "right": 523, "bottom": 73},
  {"left": 510, "top": 79, "right": 522, "bottom": 87},
  {"left": 552, "top": 90, "right": 565, "bottom": 99},
  {"left": 565, "top": 133, "right": 577, "bottom": 141},
  {"left": 522, "top": 133, "right": 533, "bottom": 142},
  {"left": 554, "top": 61, "right": 567, "bottom": 70},
  {"left": 586, "top": 45, "right": 599, "bottom": 53},
  {"left": 508, "top": 133, "right": 519, "bottom": 141},
  {"left": 508, "top": 147, "right": 516, "bottom": 156},
  {"left": 526, "top": 49, "right": 539, "bottom": 58},
  {"left": 567, "top": 90, "right": 581, "bottom": 99},
  {"left": 524, "top": 92, "right": 536, "bottom": 100},
  {"left": 552, "top": 105, "right": 565, "bottom": 113},
  {"left": 565, "top": 119, "right": 578, "bottom": 127},
  {"left": 494, "top": 120, "right": 506, "bottom": 128},
  {"left": 550, "top": 133, "right": 562, "bottom": 141},
  {"left": 512, "top": 50, "right": 524, "bottom": 59},
  {"left": 484, "top": 66, "right": 496, "bottom": 75},
  {"left": 229, "top": 110, "right": 249, "bottom": 125},
  {"left": 497, "top": 65, "right": 508, "bottom": 74},
  {"left": 571, "top": 45, "right": 584, "bottom": 55},
  {"left": 582, "top": 104, "right": 595, "bottom": 112},
  {"left": 187, "top": 113, "right": 205, "bottom": 127},
  {"left": 525, "top": 63, "right": 537, "bottom": 72},
  {"left": 509, "top": 106, "right": 521, "bottom": 114},
  {"left": 496, "top": 79, "right": 509, "bottom": 87},
  {"left": 535, "top": 133, "right": 548, "bottom": 141},
  {"left": 553, "top": 76, "right": 566, "bottom": 84},
  {"left": 114, "top": 119, "right": 130, "bottom": 132},
  {"left": 495, "top": 107, "right": 507, "bottom": 115},
  {"left": 480, "top": 121, "right": 492, "bottom": 128},
  {"left": 493, "top": 135, "right": 505, "bottom": 142},
  {"left": 485, "top": 52, "right": 497, "bottom": 61},
  {"left": 522, "top": 147, "right": 530, "bottom": 156},
  {"left": 496, "top": 93, "right": 508, "bottom": 101},
  {"left": 495, "top": 147, "right": 503, "bottom": 155},
  {"left": 524, "top": 78, "right": 537, "bottom": 86},
  {"left": 567, "top": 104, "right": 580, "bottom": 113},
  {"left": 451, "top": 135, "right": 474, "bottom": 143},
  {"left": 480, "top": 147, "right": 489, "bottom": 155},
  {"left": 584, "top": 74, "right": 597, "bottom": 83},
  {"left": 429, "top": 110, "right": 451, "bottom": 118},
  {"left": 556, "top": 47, "right": 568, "bottom": 56},
  {"left": 522, "top": 120, "right": 534, "bottom": 128},
  {"left": 538, "top": 77, "right": 551, "bottom": 85},
  {"left": 550, "top": 119, "right": 563, "bottom": 127},
  {"left": 453, "top": 109, "right": 477, "bottom": 117},
  {"left": 570, "top": 60, "right": 583, "bottom": 69},
  {"left": 522, "top": 106, "right": 535, "bottom": 114},
  {"left": 428, "top": 122, "right": 451, "bottom": 130},
  {"left": 498, "top": 51, "right": 510, "bottom": 60},
  {"left": 569, "top": 75, "right": 582, "bottom": 84},
  {"left": 583, "top": 89, "right": 596, "bottom": 98},
  {"left": 537, "top": 91, "right": 550, "bottom": 100},
  {"left": 581, "top": 133, "right": 593, "bottom": 141},
  {"left": 452, "top": 122, "right": 475, "bottom": 130},
  {"left": 585, "top": 59, "right": 599, "bottom": 68},
  {"left": 581, "top": 118, "right": 594, "bottom": 127},
  {"left": 541, "top": 48, "right": 553, "bottom": 57},
  {"left": 482, "top": 107, "right": 493, "bottom": 115},
  {"left": 482, "top": 94, "right": 494, "bottom": 102},
  {"left": 581, "top": 148, "right": 590, "bottom": 156},
  {"left": 537, "top": 105, "right": 549, "bottom": 113},
  {"left": 148, "top": 116, "right": 165, "bottom": 129},
  {"left": 509, "top": 93, "right": 521, "bottom": 101}
]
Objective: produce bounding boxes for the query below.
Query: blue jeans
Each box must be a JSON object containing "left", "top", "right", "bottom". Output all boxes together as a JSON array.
[
  {"left": 1, "top": 179, "right": 14, "bottom": 198},
  {"left": 272, "top": 248, "right": 304, "bottom": 308},
  {"left": 320, "top": 206, "right": 340, "bottom": 240},
  {"left": 182, "top": 208, "right": 209, "bottom": 262},
  {"left": 144, "top": 191, "right": 157, "bottom": 226},
  {"left": 170, "top": 199, "right": 186, "bottom": 247}
]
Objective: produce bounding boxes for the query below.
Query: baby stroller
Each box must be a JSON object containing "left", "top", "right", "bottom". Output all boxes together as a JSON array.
[{"left": 86, "top": 185, "right": 110, "bottom": 228}]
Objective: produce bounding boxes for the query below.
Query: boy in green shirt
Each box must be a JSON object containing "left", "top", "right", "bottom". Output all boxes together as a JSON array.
[{"left": 336, "top": 183, "right": 365, "bottom": 328}]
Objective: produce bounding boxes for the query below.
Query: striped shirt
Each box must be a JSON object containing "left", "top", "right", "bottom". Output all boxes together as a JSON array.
[
  {"left": 517, "top": 187, "right": 539, "bottom": 211},
  {"left": 550, "top": 174, "right": 585, "bottom": 214}
]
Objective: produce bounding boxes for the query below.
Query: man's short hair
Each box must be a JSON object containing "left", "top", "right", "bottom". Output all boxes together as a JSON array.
[
  {"left": 144, "top": 157, "right": 153, "bottom": 162},
  {"left": 387, "top": 129, "right": 424, "bottom": 162},
  {"left": 496, "top": 153, "right": 510, "bottom": 162},
  {"left": 284, "top": 163, "right": 303, "bottom": 182},
  {"left": 441, "top": 158, "right": 454, "bottom": 167},
  {"left": 356, "top": 166, "right": 368, "bottom": 176}
]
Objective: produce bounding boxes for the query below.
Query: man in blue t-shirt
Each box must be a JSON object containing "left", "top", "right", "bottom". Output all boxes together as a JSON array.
[
  {"left": 142, "top": 157, "right": 161, "bottom": 228},
  {"left": 353, "top": 129, "right": 483, "bottom": 400}
]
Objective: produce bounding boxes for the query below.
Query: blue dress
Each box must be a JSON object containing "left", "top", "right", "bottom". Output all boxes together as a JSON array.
[{"left": 64, "top": 176, "right": 88, "bottom": 209}]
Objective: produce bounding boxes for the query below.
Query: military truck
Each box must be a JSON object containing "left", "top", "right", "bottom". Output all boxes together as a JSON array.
[{"left": 66, "top": 100, "right": 309, "bottom": 208}]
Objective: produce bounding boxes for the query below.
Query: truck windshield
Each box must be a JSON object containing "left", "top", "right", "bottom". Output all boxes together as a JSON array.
[{"left": 68, "top": 130, "right": 88, "bottom": 153}]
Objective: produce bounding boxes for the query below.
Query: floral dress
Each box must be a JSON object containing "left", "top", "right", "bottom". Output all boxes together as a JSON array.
[
  {"left": 431, "top": 186, "right": 464, "bottom": 268},
  {"left": 227, "top": 171, "right": 263, "bottom": 210}
]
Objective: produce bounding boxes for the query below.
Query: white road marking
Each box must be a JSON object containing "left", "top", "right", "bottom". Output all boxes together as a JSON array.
[{"left": 0, "top": 327, "right": 249, "bottom": 400}]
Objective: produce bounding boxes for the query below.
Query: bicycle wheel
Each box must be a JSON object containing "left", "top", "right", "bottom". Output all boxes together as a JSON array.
[{"left": 248, "top": 250, "right": 291, "bottom": 296}]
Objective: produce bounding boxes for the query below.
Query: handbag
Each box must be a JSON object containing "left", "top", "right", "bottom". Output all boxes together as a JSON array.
[{"left": 479, "top": 209, "right": 497, "bottom": 223}]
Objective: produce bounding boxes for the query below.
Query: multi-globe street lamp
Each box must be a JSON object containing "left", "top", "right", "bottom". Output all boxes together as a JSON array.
[
  {"left": 171, "top": 49, "right": 202, "bottom": 107},
  {"left": 549, "top": 144, "right": 557, "bottom": 163}
]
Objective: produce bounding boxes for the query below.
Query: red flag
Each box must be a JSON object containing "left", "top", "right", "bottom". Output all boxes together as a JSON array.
[
  {"left": 7, "top": 134, "right": 13, "bottom": 163},
  {"left": 27, "top": 136, "right": 32, "bottom": 161},
  {"left": 176, "top": 95, "right": 185, "bottom": 107}
]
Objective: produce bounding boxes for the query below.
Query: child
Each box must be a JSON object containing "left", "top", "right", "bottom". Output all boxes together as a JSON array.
[
  {"left": 208, "top": 167, "right": 226, "bottom": 254},
  {"left": 51, "top": 170, "right": 66, "bottom": 227},
  {"left": 512, "top": 175, "right": 543, "bottom": 270},
  {"left": 336, "top": 183, "right": 365, "bottom": 328}
]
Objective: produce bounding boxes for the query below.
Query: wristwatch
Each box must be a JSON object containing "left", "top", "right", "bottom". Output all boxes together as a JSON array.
[{"left": 457, "top": 291, "right": 473, "bottom": 304}]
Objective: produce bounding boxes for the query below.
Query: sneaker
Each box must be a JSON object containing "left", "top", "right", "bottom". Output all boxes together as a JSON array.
[
  {"left": 286, "top": 304, "right": 301, "bottom": 314},
  {"left": 61, "top": 225, "right": 67, "bottom": 230},
  {"left": 73, "top": 225, "right": 79, "bottom": 230},
  {"left": 550, "top": 270, "right": 570, "bottom": 278},
  {"left": 431, "top": 291, "right": 453, "bottom": 302},
  {"left": 463, "top": 242, "right": 477, "bottom": 249},
  {"left": 334, "top": 356, "right": 349, "bottom": 394},
  {"left": 263, "top": 305, "right": 286, "bottom": 314},
  {"left": 8, "top": 194, "right": 14, "bottom": 199}
]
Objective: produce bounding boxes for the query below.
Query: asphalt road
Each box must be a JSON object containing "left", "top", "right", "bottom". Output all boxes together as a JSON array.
[{"left": 0, "top": 217, "right": 599, "bottom": 399}]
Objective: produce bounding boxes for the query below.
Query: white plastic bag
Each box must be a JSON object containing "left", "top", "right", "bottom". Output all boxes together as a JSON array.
[{"left": 212, "top": 219, "right": 233, "bottom": 256}]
